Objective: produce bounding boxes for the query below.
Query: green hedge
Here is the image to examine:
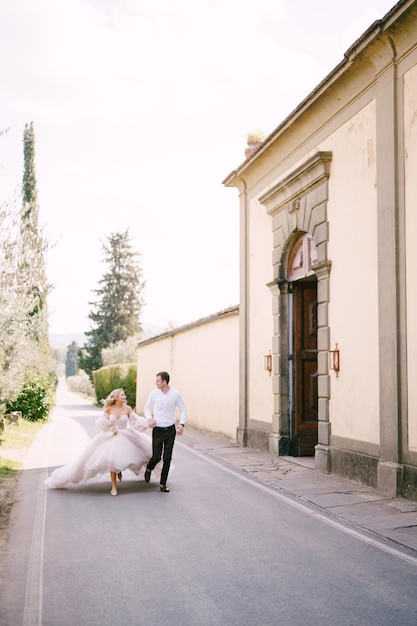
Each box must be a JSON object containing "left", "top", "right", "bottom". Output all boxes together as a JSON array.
[{"left": 92, "top": 364, "right": 137, "bottom": 408}]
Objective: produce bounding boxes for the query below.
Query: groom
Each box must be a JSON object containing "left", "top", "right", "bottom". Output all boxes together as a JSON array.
[{"left": 144, "top": 371, "right": 186, "bottom": 492}]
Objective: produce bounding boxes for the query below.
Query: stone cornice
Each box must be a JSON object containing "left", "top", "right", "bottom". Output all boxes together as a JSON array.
[{"left": 259, "top": 152, "right": 332, "bottom": 216}]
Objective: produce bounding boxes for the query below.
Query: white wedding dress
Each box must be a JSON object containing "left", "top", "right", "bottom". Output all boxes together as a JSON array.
[{"left": 45, "top": 412, "right": 157, "bottom": 489}]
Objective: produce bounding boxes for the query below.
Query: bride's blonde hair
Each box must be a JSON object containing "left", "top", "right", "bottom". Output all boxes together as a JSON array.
[{"left": 102, "top": 388, "right": 124, "bottom": 409}]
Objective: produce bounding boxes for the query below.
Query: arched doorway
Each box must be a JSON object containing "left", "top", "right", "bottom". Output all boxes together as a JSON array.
[
  {"left": 260, "top": 151, "right": 332, "bottom": 469},
  {"left": 287, "top": 234, "right": 318, "bottom": 456}
]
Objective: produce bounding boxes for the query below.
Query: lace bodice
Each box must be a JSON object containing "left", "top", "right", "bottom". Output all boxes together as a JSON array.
[{"left": 109, "top": 414, "right": 129, "bottom": 430}]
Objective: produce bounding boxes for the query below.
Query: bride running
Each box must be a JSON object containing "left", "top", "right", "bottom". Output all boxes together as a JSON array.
[{"left": 44, "top": 388, "right": 156, "bottom": 496}]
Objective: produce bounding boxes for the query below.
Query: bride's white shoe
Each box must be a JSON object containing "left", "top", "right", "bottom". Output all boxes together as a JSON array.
[{"left": 110, "top": 489, "right": 118, "bottom": 496}]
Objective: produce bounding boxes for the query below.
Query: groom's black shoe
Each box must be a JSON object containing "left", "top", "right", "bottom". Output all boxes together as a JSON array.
[{"left": 145, "top": 469, "right": 151, "bottom": 483}]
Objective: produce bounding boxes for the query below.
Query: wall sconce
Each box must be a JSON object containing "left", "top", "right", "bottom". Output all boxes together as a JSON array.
[
  {"left": 329, "top": 343, "right": 340, "bottom": 377},
  {"left": 264, "top": 350, "right": 272, "bottom": 375}
]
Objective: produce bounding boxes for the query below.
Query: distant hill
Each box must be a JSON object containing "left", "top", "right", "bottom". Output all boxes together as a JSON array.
[
  {"left": 50, "top": 323, "right": 164, "bottom": 349},
  {"left": 50, "top": 333, "right": 85, "bottom": 349}
]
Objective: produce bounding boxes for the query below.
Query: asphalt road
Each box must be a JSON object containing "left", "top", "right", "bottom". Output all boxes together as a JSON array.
[{"left": 1, "top": 385, "right": 417, "bottom": 626}]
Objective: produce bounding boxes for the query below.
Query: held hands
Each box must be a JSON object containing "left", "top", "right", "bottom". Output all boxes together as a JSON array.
[
  {"left": 112, "top": 427, "right": 117, "bottom": 435},
  {"left": 145, "top": 419, "right": 183, "bottom": 433}
]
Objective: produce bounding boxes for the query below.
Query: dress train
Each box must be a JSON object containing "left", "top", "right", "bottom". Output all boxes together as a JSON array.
[{"left": 44, "top": 411, "right": 159, "bottom": 489}]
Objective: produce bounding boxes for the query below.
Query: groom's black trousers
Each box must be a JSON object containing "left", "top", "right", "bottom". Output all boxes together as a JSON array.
[{"left": 147, "top": 424, "right": 176, "bottom": 485}]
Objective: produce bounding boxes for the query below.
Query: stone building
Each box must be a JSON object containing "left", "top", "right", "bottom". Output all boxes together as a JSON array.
[{"left": 223, "top": 0, "right": 417, "bottom": 499}]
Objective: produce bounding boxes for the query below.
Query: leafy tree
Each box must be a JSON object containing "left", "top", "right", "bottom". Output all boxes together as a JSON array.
[
  {"left": 79, "top": 229, "right": 146, "bottom": 380},
  {"left": 0, "top": 206, "right": 54, "bottom": 408},
  {"left": 0, "top": 290, "right": 41, "bottom": 406},
  {"left": 102, "top": 336, "right": 139, "bottom": 366},
  {"left": 65, "top": 341, "right": 79, "bottom": 377}
]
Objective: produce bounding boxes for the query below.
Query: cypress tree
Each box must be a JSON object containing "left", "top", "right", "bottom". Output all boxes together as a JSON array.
[
  {"left": 0, "top": 127, "right": 53, "bottom": 407},
  {"left": 65, "top": 341, "right": 79, "bottom": 377},
  {"left": 18, "top": 122, "right": 50, "bottom": 326}
]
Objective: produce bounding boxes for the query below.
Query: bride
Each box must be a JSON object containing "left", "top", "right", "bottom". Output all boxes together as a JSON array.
[{"left": 44, "top": 388, "right": 156, "bottom": 496}]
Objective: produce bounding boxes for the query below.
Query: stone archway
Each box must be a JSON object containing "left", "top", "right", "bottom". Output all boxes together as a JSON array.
[{"left": 259, "top": 152, "right": 332, "bottom": 471}]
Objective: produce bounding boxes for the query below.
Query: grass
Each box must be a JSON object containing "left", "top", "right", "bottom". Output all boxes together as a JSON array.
[
  {"left": 0, "top": 460, "right": 19, "bottom": 475},
  {"left": 0, "top": 418, "right": 47, "bottom": 474},
  {"left": 0, "top": 418, "right": 49, "bottom": 541}
]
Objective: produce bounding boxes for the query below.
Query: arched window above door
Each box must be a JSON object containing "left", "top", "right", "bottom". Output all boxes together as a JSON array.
[{"left": 287, "top": 234, "right": 318, "bottom": 282}]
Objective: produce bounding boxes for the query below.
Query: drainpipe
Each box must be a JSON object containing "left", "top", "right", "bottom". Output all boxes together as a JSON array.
[{"left": 232, "top": 173, "right": 248, "bottom": 447}]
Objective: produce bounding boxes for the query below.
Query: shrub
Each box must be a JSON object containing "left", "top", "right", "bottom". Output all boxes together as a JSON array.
[
  {"left": 6, "top": 372, "right": 56, "bottom": 421},
  {"left": 66, "top": 371, "right": 95, "bottom": 398},
  {"left": 93, "top": 364, "right": 137, "bottom": 408}
]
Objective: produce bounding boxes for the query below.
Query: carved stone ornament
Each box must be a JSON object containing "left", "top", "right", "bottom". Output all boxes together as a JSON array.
[{"left": 289, "top": 198, "right": 300, "bottom": 213}]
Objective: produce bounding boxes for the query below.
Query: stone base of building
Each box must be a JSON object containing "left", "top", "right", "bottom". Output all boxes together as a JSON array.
[
  {"left": 330, "top": 448, "right": 417, "bottom": 501},
  {"left": 402, "top": 464, "right": 417, "bottom": 501},
  {"left": 269, "top": 433, "right": 289, "bottom": 456},
  {"left": 236, "top": 426, "right": 248, "bottom": 447},
  {"left": 315, "top": 444, "right": 331, "bottom": 473},
  {"left": 330, "top": 446, "right": 378, "bottom": 488},
  {"left": 238, "top": 427, "right": 270, "bottom": 453},
  {"left": 376, "top": 461, "right": 417, "bottom": 501},
  {"left": 377, "top": 461, "right": 403, "bottom": 497}
]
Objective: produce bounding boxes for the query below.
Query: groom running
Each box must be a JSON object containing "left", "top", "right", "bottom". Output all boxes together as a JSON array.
[{"left": 144, "top": 371, "right": 186, "bottom": 492}]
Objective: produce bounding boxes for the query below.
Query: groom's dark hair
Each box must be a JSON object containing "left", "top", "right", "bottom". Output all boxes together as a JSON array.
[{"left": 157, "top": 371, "right": 170, "bottom": 384}]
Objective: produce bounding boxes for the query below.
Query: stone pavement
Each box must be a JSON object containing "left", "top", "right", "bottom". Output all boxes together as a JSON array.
[{"left": 181, "top": 425, "right": 417, "bottom": 559}]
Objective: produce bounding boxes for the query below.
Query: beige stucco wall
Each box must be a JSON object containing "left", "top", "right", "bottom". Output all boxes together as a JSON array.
[
  {"left": 405, "top": 63, "right": 417, "bottom": 452},
  {"left": 248, "top": 197, "right": 274, "bottom": 423},
  {"left": 325, "top": 101, "right": 380, "bottom": 444},
  {"left": 136, "top": 308, "right": 239, "bottom": 440},
  {"left": 244, "top": 101, "right": 380, "bottom": 444}
]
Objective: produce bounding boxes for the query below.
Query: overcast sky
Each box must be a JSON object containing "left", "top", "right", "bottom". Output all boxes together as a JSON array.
[{"left": 0, "top": 0, "right": 396, "bottom": 335}]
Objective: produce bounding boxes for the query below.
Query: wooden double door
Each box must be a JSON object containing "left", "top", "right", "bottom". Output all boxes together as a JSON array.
[{"left": 290, "top": 281, "right": 318, "bottom": 456}]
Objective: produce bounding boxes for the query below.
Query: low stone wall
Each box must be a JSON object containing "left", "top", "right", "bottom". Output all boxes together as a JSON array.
[
  {"left": 5, "top": 412, "right": 21, "bottom": 425},
  {"left": 0, "top": 412, "right": 21, "bottom": 434}
]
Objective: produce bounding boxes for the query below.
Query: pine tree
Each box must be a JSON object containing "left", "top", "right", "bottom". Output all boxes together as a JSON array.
[
  {"left": 78, "top": 229, "right": 146, "bottom": 379},
  {"left": 65, "top": 341, "right": 79, "bottom": 377}
]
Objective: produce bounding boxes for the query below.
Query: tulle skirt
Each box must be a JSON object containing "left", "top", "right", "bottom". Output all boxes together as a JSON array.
[{"left": 45, "top": 428, "right": 156, "bottom": 489}]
